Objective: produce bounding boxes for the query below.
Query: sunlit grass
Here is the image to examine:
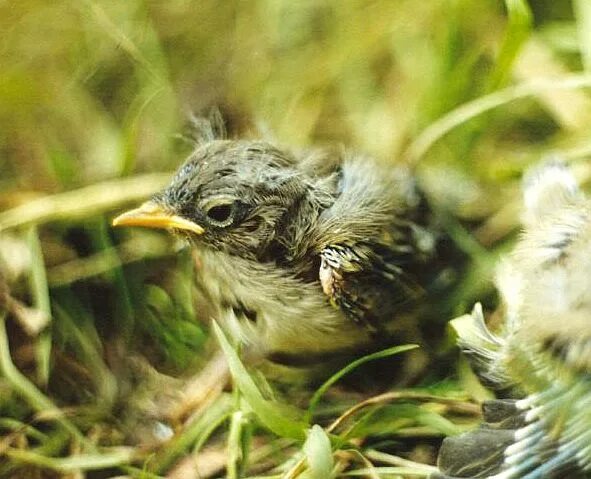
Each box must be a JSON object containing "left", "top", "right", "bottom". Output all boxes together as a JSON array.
[{"left": 1, "top": 0, "right": 590, "bottom": 477}]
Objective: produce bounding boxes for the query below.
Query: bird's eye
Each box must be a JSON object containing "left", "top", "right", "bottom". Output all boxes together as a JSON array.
[{"left": 206, "top": 203, "right": 233, "bottom": 224}]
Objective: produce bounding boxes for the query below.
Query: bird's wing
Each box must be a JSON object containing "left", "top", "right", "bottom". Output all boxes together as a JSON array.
[{"left": 319, "top": 240, "right": 424, "bottom": 331}]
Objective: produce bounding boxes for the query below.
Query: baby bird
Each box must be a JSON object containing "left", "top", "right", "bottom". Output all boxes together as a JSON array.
[
  {"left": 437, "top": 160, "right": 591, "bottom": 478},
  {"left": 113, "top": 121, "right": 454, "bottom": 363}
]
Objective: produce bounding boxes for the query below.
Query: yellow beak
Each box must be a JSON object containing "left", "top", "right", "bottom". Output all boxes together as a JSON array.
[{"left": 112, "top": 201, "right": 204, "bottom": 235}]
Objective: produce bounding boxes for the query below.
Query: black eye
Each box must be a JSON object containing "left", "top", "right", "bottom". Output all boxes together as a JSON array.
[{"left": 206, "top": 203, "right": 233, "bottom": 224}]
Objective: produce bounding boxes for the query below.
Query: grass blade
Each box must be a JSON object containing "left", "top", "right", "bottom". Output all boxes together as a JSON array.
[
  {"left": 0, "top": 174, "right": 170, "bottom": 232},
  {"left": 575, "top": 0, "right": 591, "bottom": 72},
  {"left": 487, "top": 0, "right": 533, "bottom": 89},
  {"left": 212, "top": 321, "right": 307, "bottom": 440},
  {"left": 5, "top": 447, "right": 134, "bottom": 472},
  {"left": 343, "top": 466, "right": 432, "bottom": 477},
  {"left": 26, "top": 226, "right": 52, "bottom": 386},
  {"left": 307, "top": 345, "right": 418, "bottom": 419},
  {"left": 404, "top": 74, "right": 591, "bottom": 164},
  {"left": 0, "top": 312, "right": 84, "bottom": 443},
  {"left": 227, "top": 410, "right": 250, "bottom": 479},
  {"left": 151, "top": 394, "right": 233, "bottom": 473},
  {"left": 302, "top": 425, "right": 334, "bottom": 479}
]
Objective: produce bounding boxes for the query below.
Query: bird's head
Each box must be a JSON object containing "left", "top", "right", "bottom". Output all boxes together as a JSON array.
[{"left": 113, "top": 140, "right": 318, "bottom": 259}]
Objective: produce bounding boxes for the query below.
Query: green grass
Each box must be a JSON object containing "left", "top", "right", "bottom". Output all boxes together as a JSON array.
[{"left": 1, "top": 0, "right": 590, "bottom": 477}]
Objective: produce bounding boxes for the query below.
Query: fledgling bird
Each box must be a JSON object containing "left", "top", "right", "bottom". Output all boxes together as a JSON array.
[
  {"left": 113, "top": 119, "right": 456, "bottom": 363},
  {"left": 436, "top": 160, "right": 591, "bottom": 479}
]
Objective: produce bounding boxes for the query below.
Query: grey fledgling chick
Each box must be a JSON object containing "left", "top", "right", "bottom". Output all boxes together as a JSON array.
[
  {"left": 437, "top": 160, "right": 591, "bottom": 479},
  {"left": 113, "top": 123, "right": 454, "bottom": 362}
]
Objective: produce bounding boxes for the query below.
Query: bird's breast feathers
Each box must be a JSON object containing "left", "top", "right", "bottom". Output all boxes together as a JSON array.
[{"left": 195, "top": 249, "right": 374, "bottom": 356}]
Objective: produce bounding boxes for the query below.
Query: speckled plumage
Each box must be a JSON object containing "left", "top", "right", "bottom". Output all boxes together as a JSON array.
[{"left": 116, "top": 121, "right": 456, "bottom": 361}]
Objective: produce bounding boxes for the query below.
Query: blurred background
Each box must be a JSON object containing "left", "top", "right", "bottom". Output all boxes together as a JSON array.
[{"left": 1, "top": 0, "right": 591, "bottom": 477}]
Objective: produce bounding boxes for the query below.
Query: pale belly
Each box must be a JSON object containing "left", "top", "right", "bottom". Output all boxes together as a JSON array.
[{"left": 195, "top": 249, "right": 374, "bottom": 356}]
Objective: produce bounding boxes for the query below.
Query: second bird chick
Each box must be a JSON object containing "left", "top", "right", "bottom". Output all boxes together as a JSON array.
[{"left": 440, "top": 160, "right": 591, "bottom": 479}]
